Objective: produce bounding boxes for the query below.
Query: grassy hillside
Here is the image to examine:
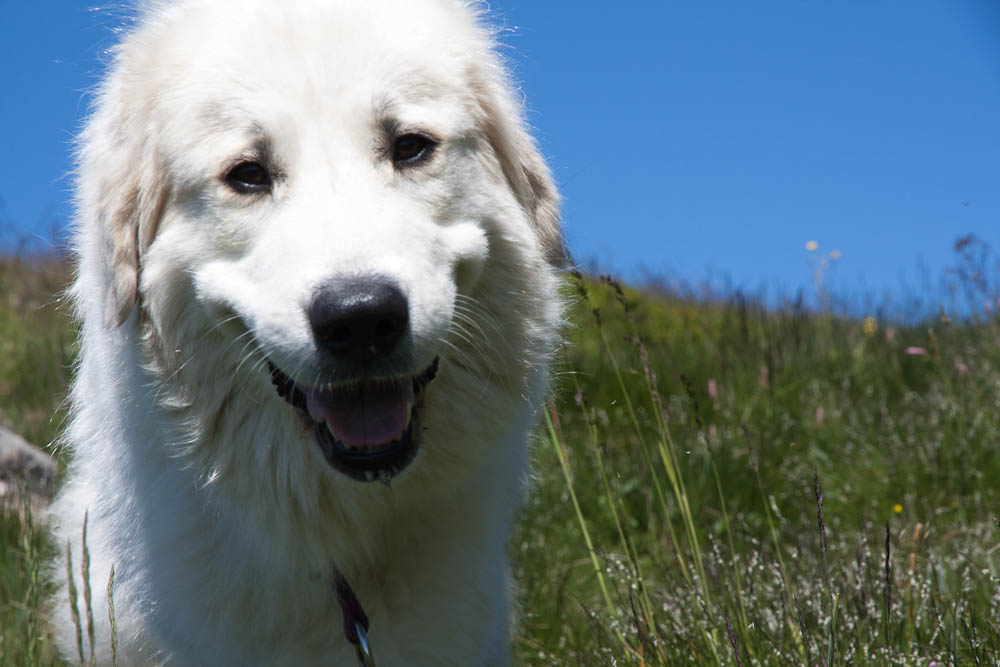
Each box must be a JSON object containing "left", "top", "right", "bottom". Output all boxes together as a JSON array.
[
  {"left": 1, "top": 247, "right": 998, "bottom": 665},
  {"left": 518, "top": 266, "right": 1000, "bottom": 665},
  {"left": 1, "top": 254, "right": 73, "bottom": 666}
]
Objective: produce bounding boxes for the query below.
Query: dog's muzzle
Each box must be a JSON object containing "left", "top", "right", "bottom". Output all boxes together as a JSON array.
[
  {"left": 265, "top": 275, "right": 439, "bottom": 482},
  {"left": 267, "top": 359, "right": 438, "bottom": 483}
]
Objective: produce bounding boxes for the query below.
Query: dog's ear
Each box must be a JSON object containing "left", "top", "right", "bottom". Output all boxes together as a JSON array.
[
  {"left": 102, "top": 170, "right": 168, "bottom": 328},
  {"left": 473, "top": 67, "right": 567, "bottom": 267},
  {"left": 104, "top": 181, "right": 141, "bottom": 328},
  {"left": 84, "top": 90, "right": 169, "bottom": 329}
]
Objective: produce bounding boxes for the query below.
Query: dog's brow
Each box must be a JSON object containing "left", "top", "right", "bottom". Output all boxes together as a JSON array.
[
  {"left": 244, "top": 137, "right": 273, "bottom": 160},
  {"left": 372, "top": 73, "right": 454, "bottom": 113},
  {"left": 223, "top": 136, "right": 275, "bottom": 173},
  {"left": 372, "top": 96, "right": 397, "bottom": 120},
  {"left": 199, "top": 102, "right": 271, "bottom": 142}
]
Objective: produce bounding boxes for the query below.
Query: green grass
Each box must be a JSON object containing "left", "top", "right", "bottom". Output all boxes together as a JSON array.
[
  {"left": 1, "top": 245, "right": 998, "bottom": 665},
  {"left": 515, "top": 265, "right": 1000, "bottom": 665},
  {"left": 0, "top": 254, "right": 74, "bottom": 449}
]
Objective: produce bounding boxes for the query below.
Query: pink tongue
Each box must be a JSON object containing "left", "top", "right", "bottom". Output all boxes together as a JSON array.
[{"left": 305, "top": 381, "right": 414, "bottom": 448}]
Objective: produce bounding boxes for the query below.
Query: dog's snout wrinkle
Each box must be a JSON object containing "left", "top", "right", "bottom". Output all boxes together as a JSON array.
[{"left": 309, "top": 276, "right": 409, "bottom": 362}]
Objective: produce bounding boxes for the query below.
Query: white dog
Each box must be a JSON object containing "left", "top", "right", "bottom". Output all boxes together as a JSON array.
[{"left": 50, "top": 1, "right": 563, "bottom": 664}]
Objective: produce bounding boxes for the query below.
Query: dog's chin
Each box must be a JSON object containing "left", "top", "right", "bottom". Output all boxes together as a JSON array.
[{"left": 267, "top": 358, "right": 439, "bottom": 483}]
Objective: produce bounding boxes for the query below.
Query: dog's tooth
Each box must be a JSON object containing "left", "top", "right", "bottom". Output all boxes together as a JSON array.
[
  {"left": 379, "top": 471, "right": 392, "bottom": 488},
  {"left": 364, "top": 470, "right": 375, "bottom": 482}
]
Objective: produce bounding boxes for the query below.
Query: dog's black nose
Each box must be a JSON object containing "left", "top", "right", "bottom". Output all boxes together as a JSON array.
[{"left": 308, "top": 277, "right": 409, "bottom": 362}]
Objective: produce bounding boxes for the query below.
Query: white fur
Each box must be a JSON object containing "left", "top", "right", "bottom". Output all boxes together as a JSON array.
[{"left": 50, "top": 1, "right": 563, "bottom": 664}]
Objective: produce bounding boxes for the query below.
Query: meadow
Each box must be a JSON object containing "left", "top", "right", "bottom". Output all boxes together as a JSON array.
[{"left": 1, "top": 240, "right": 998, "bottom": 665}]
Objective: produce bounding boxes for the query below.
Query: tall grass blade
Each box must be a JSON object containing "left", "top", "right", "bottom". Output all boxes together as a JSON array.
[
  {"left": 82, "top": 511, "right": 96, "bottom": 666},
  {"left": 543, "top": 404, "right": 626, "bottom": 652},
  {"left": 66, "top": 540, "right": 85, "bottom": 664},
  {"left": 108, "top": 564, "right": 119, "bottom": 667}
]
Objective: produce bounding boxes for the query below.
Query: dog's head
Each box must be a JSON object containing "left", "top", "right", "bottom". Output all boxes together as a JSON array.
[{"left": 76, "top": 0, "right": 564, "bottom": 490}]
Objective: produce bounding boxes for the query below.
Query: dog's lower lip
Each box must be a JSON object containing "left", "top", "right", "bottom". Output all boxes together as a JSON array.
[{"left": 267, "top": 358, "right": 438, "bottom": 482}]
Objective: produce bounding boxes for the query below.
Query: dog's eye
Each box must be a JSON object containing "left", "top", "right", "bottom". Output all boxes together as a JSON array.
[
  {"left": 392, "top": 134, "right": 436, "bottom": 166},
  {"left": 225, "top": 161, "right": 272, "bottom": 193}
]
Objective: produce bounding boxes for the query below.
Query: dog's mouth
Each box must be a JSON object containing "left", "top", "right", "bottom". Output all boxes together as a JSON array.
[{"left": 267, "top": 358, "right": 439, "bottom": 483}]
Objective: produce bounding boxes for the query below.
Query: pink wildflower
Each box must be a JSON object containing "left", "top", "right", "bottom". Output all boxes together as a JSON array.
[
  {"left": 905, "top": 346, "right": 926, "bottom": 356},
  {"left": 707, "top": 379, "right": 718, "bottom": 402},
  {"left": 815, "top": 406, "right": 825, "bottom": 427}
]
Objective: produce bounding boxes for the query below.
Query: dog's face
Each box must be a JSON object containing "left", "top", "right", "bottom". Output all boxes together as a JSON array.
[{"left": 82, "top": 0, "right": 563, "bottom": 491}]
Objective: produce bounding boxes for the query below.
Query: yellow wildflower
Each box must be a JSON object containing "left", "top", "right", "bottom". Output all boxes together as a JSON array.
[
  {"left": 893, "top": 504, "right": 903, "bottom": 514},
  {"left": 863, "top": 316, "right": 877, "bottom": 336}
]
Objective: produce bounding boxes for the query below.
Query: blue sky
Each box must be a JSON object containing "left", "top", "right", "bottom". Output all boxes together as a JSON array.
[{"left": 2, "top": 1, "right": 999, "bottom": 312}]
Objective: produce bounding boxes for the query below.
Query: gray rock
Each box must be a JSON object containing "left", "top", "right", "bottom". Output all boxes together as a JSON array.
[{"left": 0, "top": 425, "right": 58, "bottom": 511}]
